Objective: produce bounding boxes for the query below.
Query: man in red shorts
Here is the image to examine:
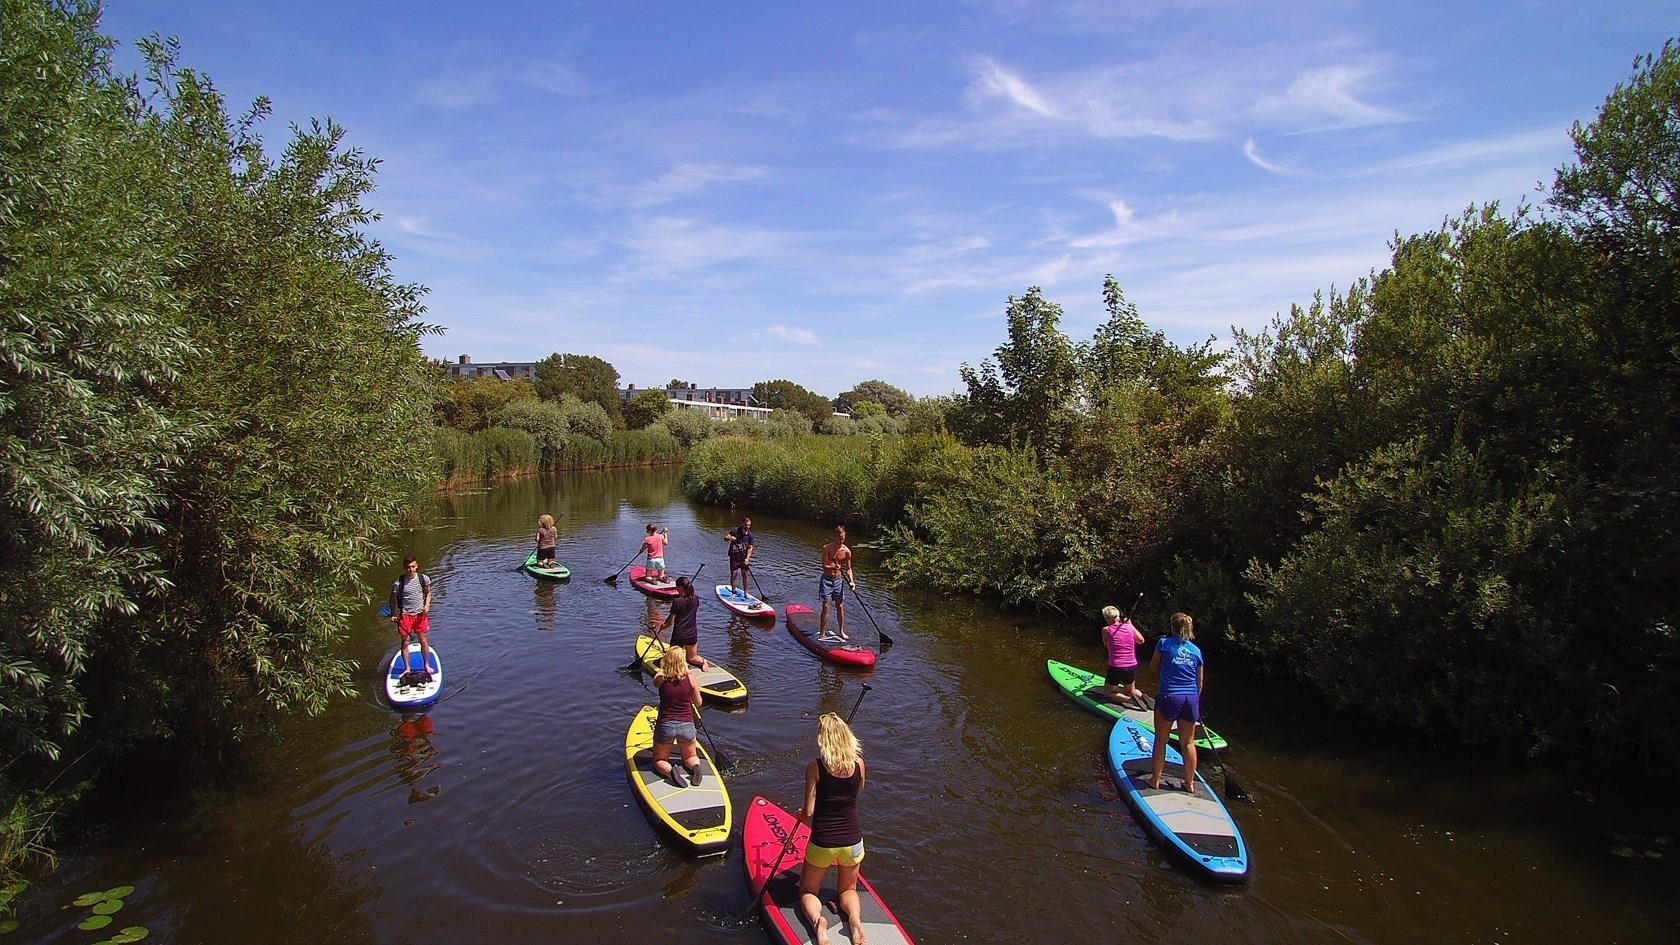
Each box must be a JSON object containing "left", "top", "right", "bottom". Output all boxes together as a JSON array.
[{"left": 390, "top": 555, "right": 435, "bottom": 682}]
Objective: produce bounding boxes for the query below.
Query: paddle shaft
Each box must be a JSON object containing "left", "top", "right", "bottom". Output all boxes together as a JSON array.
[
  {"left": 603, "top": 548, "right": 641, "bottom": 584},
  {"left": 692, "top": 702, "right": 729, "bottom": 771},
  {"left": 849, "top": 583, "right": 894, "bottom": 651},
  {"left": 846, "top": 682, "right": 872, "bottom": 723}
]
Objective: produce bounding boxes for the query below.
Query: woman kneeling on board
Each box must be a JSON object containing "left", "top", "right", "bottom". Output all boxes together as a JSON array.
[
  {"left": 797, "top": 713, "right": 867, "bottom": 945},
  {"left": 652, "top": 646, "right": 704, "bottom": 787},
  {"left": 1150, "top": 611, "right": 1204, "bottom": 793}
]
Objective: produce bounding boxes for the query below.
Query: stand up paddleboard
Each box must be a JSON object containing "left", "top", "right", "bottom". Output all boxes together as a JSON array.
[
  {"left": 715, "top": 583, "right": 776, "bottom": 620},
  {"left": 1106, "top": 717, "right": 1249, "bottom": 884},
  {"left": 1045, "top": 660, "right": 1229, "bottom": 751},
  {"left": 633, "top": 634, "right": 749, "bottom": 707},
  {"left": 742, "top": 796, "right": 916, "bottom": 945},
  {"left": 522, "top": 551, "right": 570, "bottom": 580},
  {"left": 625, "top": 705, "right": 730, "bottom": 855},
  {"left": 784, "top": 604, "right": 877, "bottom": 668},
  {"left": 629, "top": 565, "right": 680, "bottom": 599},
  {"left": 385, "top": 644, "right": 443, "bottom": 709}
]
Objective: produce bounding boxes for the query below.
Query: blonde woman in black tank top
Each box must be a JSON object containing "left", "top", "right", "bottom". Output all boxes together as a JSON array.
[{"left": 796, "top": 713, "right": 866, "bottom": 945}]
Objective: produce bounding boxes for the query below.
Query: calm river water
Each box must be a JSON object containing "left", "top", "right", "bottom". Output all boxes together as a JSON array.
[{"left": 15, "top": 467, "right": 1678, "bottom": 944}]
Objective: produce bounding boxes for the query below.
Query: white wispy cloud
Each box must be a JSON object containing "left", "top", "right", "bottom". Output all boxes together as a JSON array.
[
  {"left": 415, "top": 55, "right": 589, "bottom": 109},
  {"left": 616, "top": 216, "right": 801, "bottom": 274},
  {"left": 616, "top": 162, "right": 768, "bottom": 207},
  {"left": 1255, "top": 64, "right": 1409, "bottom": 131},
  {"left": 968, "top": 57, "right": 1062, "bottom": 117},
  {"left": 1242, "top": 137, "right": 1295, "bottom": 175},
  {"left": 766, "top": 323, "right": 818, "bottom": 344}
]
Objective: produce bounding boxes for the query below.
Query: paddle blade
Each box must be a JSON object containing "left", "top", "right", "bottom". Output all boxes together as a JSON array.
[
  {"left": 1223, "top": 769, "right": 1252, "bottom": 802},
  {"left": 878, "top": 630, "right": 894, "bottom": 653},
  {"left": 378, "top": 603, "right": 392, "bottom": 618},
  {"left": 602, "top": 574, "right": 620, "bottom": 584}
]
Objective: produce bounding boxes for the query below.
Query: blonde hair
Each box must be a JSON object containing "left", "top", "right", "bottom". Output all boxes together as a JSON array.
[
  {"left": 1101, "top": 605, "right": 1120, "bottom": 623},
  {"left": 1170, "top": 612, "right": 1194, "bottom": 640},
  {"left": 538, "top": 513, "right": 554, "bottom": 528},
  {"left": 654, "top": 644, "right": 689, "bottom": 684},
  {"left": 816, "top": 713, "right": 861, "bottom": 776}
]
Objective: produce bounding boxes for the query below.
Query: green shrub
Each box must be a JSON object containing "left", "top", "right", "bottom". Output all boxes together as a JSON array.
[{"left": 655, "top": 409, "right": 715, "bottom": 448}]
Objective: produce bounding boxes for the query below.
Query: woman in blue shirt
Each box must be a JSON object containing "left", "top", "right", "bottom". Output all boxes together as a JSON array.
[{"left": 1149, "top": 612, "right": 1205, "bottom": 793}]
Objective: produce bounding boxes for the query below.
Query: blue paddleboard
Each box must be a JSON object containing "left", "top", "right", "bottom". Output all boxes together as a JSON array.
[{"left": 1106, "top": 717, "right": 1249, "bottom": 883}]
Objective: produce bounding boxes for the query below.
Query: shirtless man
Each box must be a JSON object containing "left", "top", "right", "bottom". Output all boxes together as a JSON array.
[{"left": 818, "top": 525, "right": 855, "bottom": 640}]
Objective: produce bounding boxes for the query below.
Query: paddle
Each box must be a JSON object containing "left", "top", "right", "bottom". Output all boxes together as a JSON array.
[
  {"left": 692, "top": 702, "right": 730, "bottom": 772},
  {"left": 602, "top": 549, "right": 641, "bottom": 584},
  {"left": 849, "top": 584, "right": 894, "bottom": 652},
  {"left": 1198, "top": 714, "right": 1250, "bottom": 802},
  {"left": 749, "top": 568, "right": 772, "bottom": 604},
  {"left": 738, "top": 682, "right": 873, "bottom": 923}
]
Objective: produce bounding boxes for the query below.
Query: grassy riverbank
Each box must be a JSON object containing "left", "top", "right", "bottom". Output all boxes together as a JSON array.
[{"left": 435, "top": 427, "right": 685, "bottom": 487}]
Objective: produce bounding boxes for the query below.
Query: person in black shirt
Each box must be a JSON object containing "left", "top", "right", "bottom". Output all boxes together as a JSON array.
[
  {"left": 796, "top": 713, "right": 866, "bottom": 945},
  {"left": 723, "top": 516, "right": 756, "bottom": 597},
  {"left": 656, "top": 576, "right": 711, "bottom": 671}
]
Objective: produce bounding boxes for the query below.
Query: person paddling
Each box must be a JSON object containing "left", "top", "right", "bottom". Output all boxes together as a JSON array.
[
  {"left": 1149, "top": 612, "right": 1205, "bottom": 794},
  {"left": 656, "top": 576, "right": 711, "bottom": 671},
  {"left": 534, "top": 513, "right": 559, "bottom": 568},
  {"left": 796, "top": 713, "right": 867, "bottom": 945},
  {"left": 651, "top": 645, "right": 704, "bottom": 787},
  {"left": 724, "top": 516, "right": 756, "bottom": 596},
  {"left": 389, "top": 555, "right": 435, "bottom": 683},
  {"left": 1099, "top": 604, "right": 1146, "bottom": 707},
  {"left": 639, "top": 523, "right": 670, "bottom": 583},
  {"left": 818, "top": 525, "right": 855, "bottom": 641}
]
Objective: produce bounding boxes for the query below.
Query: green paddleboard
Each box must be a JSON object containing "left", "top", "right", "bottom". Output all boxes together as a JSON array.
[
  {"left": 522, "top": 551, "right": 570, "bottom": 580},
  {"left": 1046, "top": 658, "right": 1229, "bottom": 752}
]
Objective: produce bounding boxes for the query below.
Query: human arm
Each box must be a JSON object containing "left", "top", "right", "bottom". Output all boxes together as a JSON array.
[
  {"left": 690, "top": 675, "right": 704, "bottom": 709},
  {"left": 389, "top": 586, "right": 400, "bottom": 622},
  {"left": 421, "top": 577, "right": 433, "bottom": 614},
  {"left": 1197, "top": 664, "right": 1205, "bottom": 696},
  {"left": 797, "top": 761, "right": 820, "bottom": 822},
  {"left": 857, "top": 757, "right": 867, "bottom": 794}
]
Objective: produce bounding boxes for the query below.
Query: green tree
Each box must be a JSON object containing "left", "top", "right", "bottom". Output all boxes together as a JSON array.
[
  {"left": 655, "top": 409, "right": 714, "bottom": 448},
  {"left": 849, "top": 399, "right": 887, "bottom": 418},
  {"left": 535, "top": 352, "right": 621, "bottom": 419},
  {"left": 494, "top": 399, "right": 570, "bottom": 465},
  {"left": 951, "top": 286, "right": 1079, "bottom": 458},
  {"left": 835, "top": 380, "right": 913, "bottom": 417},
  {"left": 753, "top": 379, "right": 833, "bottom": 424},
  {"left": 624, "top": 388, "right": 672, "bottom": 430},
  {"left": 437, "top": 376, "right": 536, "bottom": 431},
  {"left": 666, "top": 378, "right": 692, "bottom": 390}
]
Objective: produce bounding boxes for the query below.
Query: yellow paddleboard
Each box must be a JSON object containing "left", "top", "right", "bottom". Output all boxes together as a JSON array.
[
  {"left": 624, "top": 705, "right": 731, "bottom": 855},
  {"left": 634, "top": 634, "right": 748, "bottom": 706}
]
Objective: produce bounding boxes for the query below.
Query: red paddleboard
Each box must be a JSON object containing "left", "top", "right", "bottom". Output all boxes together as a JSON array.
[
  {"left": 785, "top": 604, "right": 877, "bottom": 667},
  {"left": 742, "top": 796, "right": 915, "bottom": 945},
  {"left": 629, "top": 565, "right": 680, "bottom": 599}
]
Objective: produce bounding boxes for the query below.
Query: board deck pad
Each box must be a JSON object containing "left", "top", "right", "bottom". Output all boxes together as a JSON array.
[
  {"left": 1045, "top": 659, "right": 1228, "bottom": 751},
  {"left": 1106, "top": 717, "right": 1249, "bottom": 883},
  {"left": 626, "top": 705, "right": 730, "bottom": 855},
  {"left": 716, "top": 583, "right": 776, "bottom": 619},
  {"left": 385, "top": 644, "right": 442, "bottom": 709},
  {"left": 629, "top": 565, "right": 680, "bottom": 598},
  {"left": 743, "top": 796, "right": 915, "bottom": 945},
  {"left": 635, "top": 634, "right": 748, "bottom": 706},
  {"left": 784, "top": 604, "right": 877, "bottom": 667},
  {"left": 522, "top": 551, "right": 570, "bottom": 580}
]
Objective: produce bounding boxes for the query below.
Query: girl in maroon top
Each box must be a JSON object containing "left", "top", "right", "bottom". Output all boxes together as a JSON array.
[
  {"left": 796, "top": 713, "right": 866, "bottom": 945},
  {"left": 651, "top": 645, "right": 703, "bottom": 787}
]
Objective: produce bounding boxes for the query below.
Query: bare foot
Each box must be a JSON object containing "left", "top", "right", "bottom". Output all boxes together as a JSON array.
[
  {"left": 814, "top": 915, "right": 830, "bottom": 945},
  {"left": 853, "top": 921, "right": 866, "bottom": 945}
]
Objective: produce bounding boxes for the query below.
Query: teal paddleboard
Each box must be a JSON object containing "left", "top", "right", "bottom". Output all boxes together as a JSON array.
[
  {"left": 522, "top": 551, "right": 570, "bottom": 580},
  {"left": 1046, "top": 659, "right": 1229, "bottom": 752}
]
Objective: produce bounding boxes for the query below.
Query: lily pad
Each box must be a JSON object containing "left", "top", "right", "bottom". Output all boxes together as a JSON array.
[
  {"left": 73, "top": 892, "right": 108, "bottom": 906},
  {"left": 78, "top": 915, "right": 113, "bottom": 931},
  {"left": 111, "top": 929, "right": 149, "bottom": 943},
  {"left": 93, "top": 900, "right": 124, "bottom": 915},
  {"left": 103, "top": 886, "right": 135, "bottom": 899},
  {"left": 0, "top": 919, "right": 19, "bottom": 934}
]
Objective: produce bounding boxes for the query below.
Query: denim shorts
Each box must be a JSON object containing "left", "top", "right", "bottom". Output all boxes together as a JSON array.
[
  {"left": 819, "top": 575, "right": 846, "bottom": 602},
  {"left": 654, "top": 720, "right": 697, "bottom": 744}
]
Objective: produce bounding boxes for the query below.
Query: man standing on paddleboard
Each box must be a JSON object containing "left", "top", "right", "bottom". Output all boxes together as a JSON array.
[
  {"left": 389, "top": 555, "right": 435, "bottom": 682},
  {"left": 724, "top": 516, "right": 755, "bottom": 596},
  {"left": 818, "top": 525, "right": 855, "bottom": 641}
]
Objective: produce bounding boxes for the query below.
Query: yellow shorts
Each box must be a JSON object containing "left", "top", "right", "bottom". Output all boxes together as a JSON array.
[{"left": 804, "top": 839, "right": 865, "bottom": 869}]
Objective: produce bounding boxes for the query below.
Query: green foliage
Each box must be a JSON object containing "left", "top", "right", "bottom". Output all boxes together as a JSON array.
[
  {"left": 434, "top": 427, "right": 539, "bottom": 484},
  {"left": 765, "top": 408, "right": 814, "bottom": 437},
  {"left": 752, "top": 379, "right": 833, "bottom": 424},
  {"left": 436, "top": 376, "right": 535, "bottom": 432},
  {"left": 850, "top": 399, "right": 887, "bottom": 418},
  {"left": 559, "top": 395, "right": 614, "bottom": 443},
  {"left": 653, "top": 408, "right": 715, "bottom": 448},
  {"left": 493, "top": 399, "right": 569, "bottom": 464},
  {"left": 666, "top": 378, "right": 691, "bottom": 390},
  {"left": 818, "top": 413, "right": 858, "bottom": 436},
  {"left": 534, "top": 352, "right": 621, "bottom": 419},
  {"left": 903, "top": 396, "right": 954, "bottom": 434},
  {"left": 952, "top": 286, "right": 1080, "bottom": 458},
  {"left": 623, "top": 388, "right": 672, "bottom": 429},
  {"left": 835, "top": 380, "right": 913, "bottom": 417},
  {"left": 856, "top": 414, "right": 904, "bottom": 436}
]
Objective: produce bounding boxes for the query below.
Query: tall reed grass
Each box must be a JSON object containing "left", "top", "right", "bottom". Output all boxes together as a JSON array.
[{"left": 436, "top": 427, "right": 685, "bottom": 486}]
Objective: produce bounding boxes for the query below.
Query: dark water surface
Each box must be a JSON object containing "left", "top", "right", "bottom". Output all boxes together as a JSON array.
[{"left": 17, "top": 468, "right": 1679, "bottom": 944}]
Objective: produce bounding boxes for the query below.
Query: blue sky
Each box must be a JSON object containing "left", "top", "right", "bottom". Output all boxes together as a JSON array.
[{"left": 103, "top": 1, "right": 1673, "bottom": 397}]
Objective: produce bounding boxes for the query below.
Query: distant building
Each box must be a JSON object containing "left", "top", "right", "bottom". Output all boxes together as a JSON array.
[
  {"left": 621, "top": 383, "right": 770, "bottom": 422},
  {"left": 444, "top": 355, "right": 535, "bottom": 380}
]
